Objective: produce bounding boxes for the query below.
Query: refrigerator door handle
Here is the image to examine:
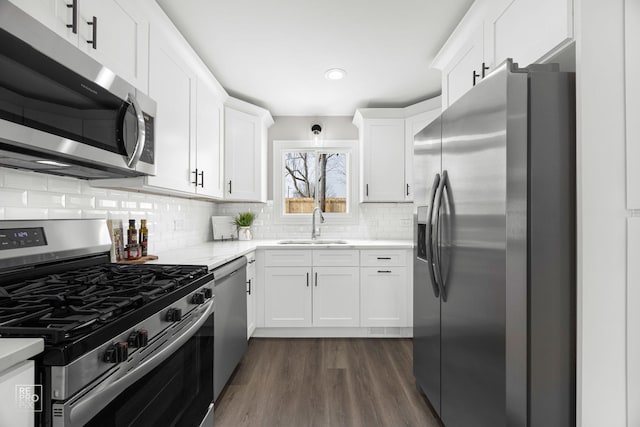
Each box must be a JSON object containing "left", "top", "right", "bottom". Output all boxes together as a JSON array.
[
  {"left": 432, "top": 170, "right": 448, "bottom": 301},
  {"left": 426, "top": 173, "right": 441, "bottom": 298}
]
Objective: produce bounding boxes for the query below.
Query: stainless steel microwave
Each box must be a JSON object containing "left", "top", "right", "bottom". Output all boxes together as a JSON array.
[{"left": 0, "top": 0, "right": 156, "bottom": 179}]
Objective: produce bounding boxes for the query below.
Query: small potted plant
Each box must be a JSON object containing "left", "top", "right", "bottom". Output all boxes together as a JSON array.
[{"left": 234, "top": 212, "right": 255, "bottom": 241}]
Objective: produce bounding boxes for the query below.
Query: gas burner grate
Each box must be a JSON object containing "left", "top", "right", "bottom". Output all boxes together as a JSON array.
[{"left": 0, "top": 263, "right": 208, "bottom": 344}]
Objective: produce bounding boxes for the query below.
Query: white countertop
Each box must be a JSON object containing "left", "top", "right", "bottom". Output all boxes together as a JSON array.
[
  {"left": 151, "top": 239, "right": 412, "bottom": 270},
  {"left": 0, "top": 339, "right": 44, "bottom": 372}
]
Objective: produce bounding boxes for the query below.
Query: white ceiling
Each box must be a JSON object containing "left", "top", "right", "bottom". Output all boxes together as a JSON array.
[{"left": 156, "top": 0, "right": 474, "bottom": 116}]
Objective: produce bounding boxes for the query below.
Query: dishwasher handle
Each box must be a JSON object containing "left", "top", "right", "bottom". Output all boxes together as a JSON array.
[{"left": 213, "top": 256, "right": 248, "bottom": 281}]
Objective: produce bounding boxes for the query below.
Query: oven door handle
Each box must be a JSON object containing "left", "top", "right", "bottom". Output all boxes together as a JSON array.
[{"left": 64, "top": 300, "right": 214, "bottom": 426}]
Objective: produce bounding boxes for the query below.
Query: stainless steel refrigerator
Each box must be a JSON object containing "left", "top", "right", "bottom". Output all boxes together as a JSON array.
[{"left": 413, "top": 59, "right": 575, "bottom": 427}]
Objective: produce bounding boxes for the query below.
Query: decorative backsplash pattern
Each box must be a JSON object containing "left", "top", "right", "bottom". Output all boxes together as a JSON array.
[
  {"left": 0, "top": 168, "right": 216, "bottom": 253},
  {"left": 216, "top": 201, "right": 414, "bottom": 240}
]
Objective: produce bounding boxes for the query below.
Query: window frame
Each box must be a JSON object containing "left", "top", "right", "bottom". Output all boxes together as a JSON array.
[{"left": 273, "top": 139, "right": 359, "bottom": 225}]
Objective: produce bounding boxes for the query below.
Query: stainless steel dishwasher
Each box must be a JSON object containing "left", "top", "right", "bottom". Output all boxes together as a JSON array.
[{"left": 213, "top": 256, "right": 248, "bottom": 401}]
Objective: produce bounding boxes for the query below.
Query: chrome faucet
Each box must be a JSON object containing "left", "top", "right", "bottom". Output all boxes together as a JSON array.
[{"left": 311, "top": 206, "right": 325, "bottom": 240}]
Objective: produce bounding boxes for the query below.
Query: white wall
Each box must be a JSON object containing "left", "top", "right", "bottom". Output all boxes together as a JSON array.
[
  {"left": 575, "top": 0, "right": 628, "bottom": 425},
  {"left": 267, "top": 116, "right": 358, "bottom": 199},
  {"left": 0, "top": 167, "right": 216, "bottom": 254}
]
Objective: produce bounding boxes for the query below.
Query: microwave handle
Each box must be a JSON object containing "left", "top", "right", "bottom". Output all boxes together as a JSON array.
[
  {"left": 60, "top": 298, "right": 214, "bottom": 426},
  {"left": 125, "top": 93, "right": 146, "bottom": 168}
]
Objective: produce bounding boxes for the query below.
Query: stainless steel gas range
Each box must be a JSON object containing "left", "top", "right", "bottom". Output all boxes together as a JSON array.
[{"left": 0, "top": 219, "right": 215, "bottom": 427}]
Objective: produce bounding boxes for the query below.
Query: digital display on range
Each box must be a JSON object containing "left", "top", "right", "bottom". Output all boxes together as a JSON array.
[{"left": 0, "top": 227, "right": 47, "bottom": 250}]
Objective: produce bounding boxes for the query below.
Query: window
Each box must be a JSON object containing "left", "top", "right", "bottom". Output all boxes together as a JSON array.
[{"left": 274, "top": 140, "right": 358, "bottom": 223}]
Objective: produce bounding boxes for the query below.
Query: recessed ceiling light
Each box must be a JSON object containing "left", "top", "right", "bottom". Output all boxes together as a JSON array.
[{"left": 325, "top": 68, "right": 346, "bottom": 81}]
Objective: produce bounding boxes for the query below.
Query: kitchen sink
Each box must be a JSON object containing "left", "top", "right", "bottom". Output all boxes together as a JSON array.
[{"left": 277, "top": 239, "right": 349, "bottom": 245}]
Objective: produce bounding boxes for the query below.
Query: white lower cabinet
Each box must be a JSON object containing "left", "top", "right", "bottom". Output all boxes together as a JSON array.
[
  {"left": 246, "top": 251, "right": 256, "bottom": 338},
  {"left": 0, "top": 360, "right": 35, "bottom": 427},
  {"left": 263, "top": 250, "right": 359, "bottom": 328},
  {"left": 360, "top": 267, "right": 408, "bottom": 327},
  {"left": 264, "top": 266, "right": 312, "bottom": 327},
  {"left": 312, "top": 267, "right": 359, "bottom": 327}
]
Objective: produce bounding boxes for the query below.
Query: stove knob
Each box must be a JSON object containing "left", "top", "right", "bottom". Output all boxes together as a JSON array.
[
  {"left": 192, "top": 292, "right": 205, "bottom": 304},
  {"left": 103, "top": 346, "right": 117, "bottom": 363},
  {"left": 165, "top": 308, "right": 182, "bottom": 322},
  {"left": 103, "top": 342, "right": 128, "bottom": 363},
  {"left": 138, "top": 329, "right": 149, "bottom": 346},
  {"left": 203, "top": 288, "right": 213, "bottom": 299},
  {"left": 127, "top": 330, "right": 149, "bottom": 348}
]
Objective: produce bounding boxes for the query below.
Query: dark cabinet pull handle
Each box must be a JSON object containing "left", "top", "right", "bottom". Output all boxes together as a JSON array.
[
  {"left": 87, "top": 16, "right": 97, "bottom": 49},
  {"left": 377, "top": 257, "right": 391, "bottom": 260},
  {"left": 191, "top": 169, "right": 198, "bottom": 186},
  {"left": 246, "top": 279, "right": 252, "bottom": 295},
  {"left": 366, "top": 184, "right": 369, "bottom": 197},
  {"left": 198, "top": 170, "right": 204, "bottom": 187},
  {"left": 472, "top": 69, "right": 480, "bottom": 86},
  {"left": 247, "top": 259, "right": 256, "bottom": 264},
  {"left": 406, "top": 183, "right": 410, "bottom": 196},
  {"left": 481, "top": 62, "right": 489, "bottom": 78},
  {"left": 306, "top": 272, "right": 309, "bottom": 287},
  {"left": 228, "top": 180, "right": 232, "bottom": 194},
  {"left": 315, "top": 272, "right": 318, "bottom": 287},
  {"left": 377, "top": 270, "right": 392, "bottom": 273},
  {"left": 66, "top": 0, "right": 77, "bottom": 34}
]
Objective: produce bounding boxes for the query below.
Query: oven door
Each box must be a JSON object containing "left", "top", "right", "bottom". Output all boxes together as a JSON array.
[{"left": 51, "top": 300, "right": 214, "bottom": 427}]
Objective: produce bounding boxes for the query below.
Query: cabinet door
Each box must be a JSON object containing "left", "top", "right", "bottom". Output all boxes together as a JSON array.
[
  {"left": 360, "top": 267, "right": 408, "bottom": 327},
  {"left": 78, "top": 0, "right": 148, "bottom": 91},
  {"left": 195, "top": 79, "right": 224, "bottom": 198},
  {"left": 362, "top": 119, "right": 405, "bottom": 202},
  {"left": 224, "top": 107, "right": 263, "bottom": 201},
  {"left": 312, "top": 267, "right": 360, "bottom": 327},
  {"left": 405, "top": 109, "right": 441, "bottom": 201},
  {"left": 629, "top": 218, "right": 640, "bottom": 425},
  {"left": 264, "top": 267, "right": 311, "bottom": 327},
  {"left": 492, "top": 0, "right": 573, "bottom": 68},
  {"left": 246, "top": 253, "right": 256, "bottom": 338},
  {"left": 146, "top": 28, "right": 195, "bottom": 194},
  {"left": 8, "top": 0, "right": 77, "bottom": 44},
  {"left": 627, "top": 0, "right": 640, "bottom": 209},
  {"left": 443, "top": 25, "right": 484, "bottom": 108},
  {"left": 0, "top": 360, "right": 35, "bottom": 427}
]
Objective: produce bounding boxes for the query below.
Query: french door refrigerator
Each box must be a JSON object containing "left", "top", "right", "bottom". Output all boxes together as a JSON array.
[{"left": 413, "top": 59, "right": 575, "bottom": 427}]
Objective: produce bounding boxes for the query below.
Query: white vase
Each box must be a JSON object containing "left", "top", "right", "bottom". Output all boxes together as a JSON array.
[{"left": 238, "top": 226, "right": 253, "bottom": 241}]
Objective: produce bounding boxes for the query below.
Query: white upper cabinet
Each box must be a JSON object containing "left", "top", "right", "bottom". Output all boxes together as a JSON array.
[
  {"left": 145, "top": 27, "right": 194, "bottom": 194},
  {"left": 353, "top": 98, "right": 441, "bottom": 203},
  {"left": 360, "top": 117, "right": 406, "bottom": 202},
  {"left": 626, "top": 0, "right": 640, "bottom": 209},
  {"left": 195, "top": 79, "right": 224, "bottom": 199},
  {"left": 8, "top": 0, "right": 74, "bottom": 42},
  {"left": 432, "top": 0, "right": 574, "bottom": 110},
  {"left": 224, "top": 98, "right": 273, "bottom": 202},
  {"left": 77, "top": 0, "right": 149, "bottom": 91},
  {"left": 91, "top": 1, "right": 229, "bottom": 200},
  {"left": 491, "top": 0, "right": 573, "bottom": 69},
  {"left": 443, "top": 24, "right": 485, "bottom": 108},
  {"left": 9, "top": 0, "right": 149, "bottom": 91}
]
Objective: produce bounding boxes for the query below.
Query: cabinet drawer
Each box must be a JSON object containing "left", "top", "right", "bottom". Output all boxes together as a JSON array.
[
  {"left": 312, "top": 249, "right": 359, "bottom": 267},
  {"left": 360, "top": 250, "right": 408, "bottom": 267},
  {"left": 264, "top": 250, "right": 312, "bottom": 266}
]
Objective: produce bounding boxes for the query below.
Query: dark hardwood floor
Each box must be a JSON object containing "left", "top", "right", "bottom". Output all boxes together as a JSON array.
[{"left": 215, "top": 338, "right": 441, "bottom": 427}]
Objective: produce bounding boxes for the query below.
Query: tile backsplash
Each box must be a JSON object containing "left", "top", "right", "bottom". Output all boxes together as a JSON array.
[
  {"left": 0, "top": 168, "right": 414, "bottom": 253},
  {"left": 0, "top": 168, "right": 216, "bottom": 253},
  {"left": 216, "top": 201, "right": 414, "bottom": 240}
]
